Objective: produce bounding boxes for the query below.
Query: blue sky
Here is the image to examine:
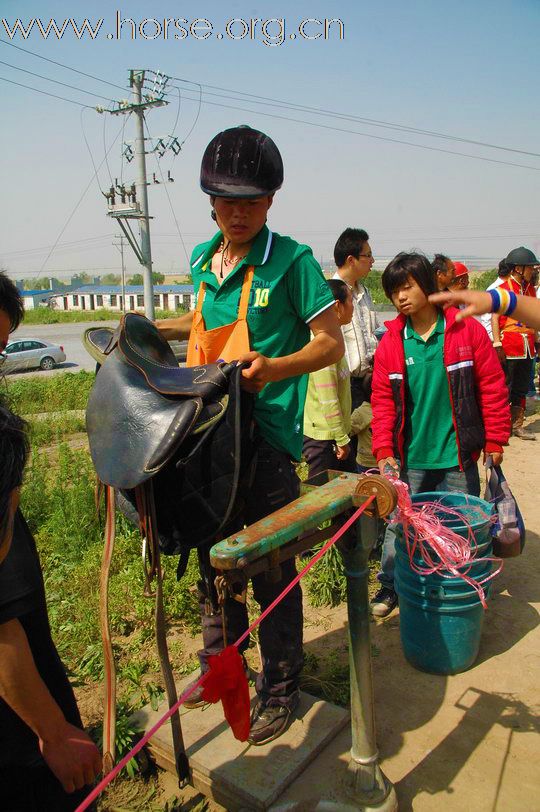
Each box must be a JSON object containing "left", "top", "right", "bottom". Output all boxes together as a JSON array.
[{"left": 1, "top": 0, "right": 539, "bottom": 279}]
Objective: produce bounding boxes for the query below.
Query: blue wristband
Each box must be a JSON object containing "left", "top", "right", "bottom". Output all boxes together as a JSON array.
[
  {"left": 489, "top": 289, "right": 501, "bottom": 313},
  {"left": 505, "top": 290, "right": 518, "bottom": 316}
]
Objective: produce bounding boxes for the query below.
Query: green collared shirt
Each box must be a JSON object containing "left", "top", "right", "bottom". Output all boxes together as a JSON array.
[
  {"left": 190, "top": 225, "right": 334, "bottom": 459},
  {"left": 403, "top": 313, "right": 458, "bottom": 469}
]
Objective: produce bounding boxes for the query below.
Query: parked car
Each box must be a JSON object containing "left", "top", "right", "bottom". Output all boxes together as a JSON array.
[{"left": 1, "top": 338, "right": 66, "bottom": 373}]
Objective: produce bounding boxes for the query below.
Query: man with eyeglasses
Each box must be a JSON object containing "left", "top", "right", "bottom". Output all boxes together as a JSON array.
[
  {"left": 0, "top": 272, "right": 101, "bottom": 811},
  {"left": 333, "top": 228, "right": 379, "bottom": 411}
]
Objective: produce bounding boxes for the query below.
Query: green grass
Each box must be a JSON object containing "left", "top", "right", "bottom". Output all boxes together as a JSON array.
[
  {"left": 22, "top": 307, "right": 187, "bottom": 325},
  {"left": 21, "top": 443, "right": 201, "bottom": 687},
  {"left": 3, "top": 370, "right": 95, "bottom": 414},
  {"left": 27, "top": 413, "right": 87, "bottom": 446},
  {"left": 300, "top": 649, "right": 350, "bottom": 706}
]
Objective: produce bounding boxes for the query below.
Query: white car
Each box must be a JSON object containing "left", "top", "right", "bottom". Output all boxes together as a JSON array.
[{"left": 1, "top": 338, "right": 67, "bottom": 373}]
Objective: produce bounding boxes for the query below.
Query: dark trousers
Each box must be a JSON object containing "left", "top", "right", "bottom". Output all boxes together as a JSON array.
[
  {"left": 197, "top": 441, "right": 303, "bottom": 709},
  {"left": 303, "top": 436, "right": 357, "bottom": 479},
  {"left": 0, "top": 766, "right": 93, "bottom": 812},
  {"left": 505, "top": 357, "right": 534, "bottom": 407},
  {"left": 349, "top": 372, "right": 373, "bottom": 463}
]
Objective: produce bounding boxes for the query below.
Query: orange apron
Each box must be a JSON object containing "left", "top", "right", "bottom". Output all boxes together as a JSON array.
[{"left": 186, "top": 265, "right": 254, "bottom": 365}]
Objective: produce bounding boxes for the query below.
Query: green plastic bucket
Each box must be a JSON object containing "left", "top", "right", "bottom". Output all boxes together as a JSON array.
[{"left": 394, "top": 492, "right": 494, "bottom": 675}]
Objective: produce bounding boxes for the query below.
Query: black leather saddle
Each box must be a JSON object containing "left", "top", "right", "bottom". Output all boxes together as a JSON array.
[
  {"left": 85, "top": 314, "right": 255, "bottom": 782},
  {"left": 85, "top": 313, "right": 233, "bottom": 490}
]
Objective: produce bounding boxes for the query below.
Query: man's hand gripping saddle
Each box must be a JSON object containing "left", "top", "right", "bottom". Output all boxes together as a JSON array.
[{"left": 85, "top": 313, "right": 253, "bottom": 783}]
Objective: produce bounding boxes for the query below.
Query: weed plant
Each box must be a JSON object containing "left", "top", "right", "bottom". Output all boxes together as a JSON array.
[
  {"left": 300, "top": 649, "right": 350, "bottom": 706},
  {"left": 22, "top": 307, "right": 186, "bottom": 325},
  {"left": 20, "top": 443, "right": 202, "bottom": 685},
  {"left": 305, "top": 543, "right": 347, "bottom": 607},
  {"left": 27, "top": 413, "right": 87, "bottom": 446},
  {"left": 4, "top": 370, "right": 95, "bottom": 414}
]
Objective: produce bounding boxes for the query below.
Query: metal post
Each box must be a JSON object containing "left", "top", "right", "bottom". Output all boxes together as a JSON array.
[
  {"left": 113, "top": 235, "right": 127, "bottom": 312},
  {"left": 131, "top": 70, "right": 155, "bottom": 320},
  {"left": 338, "top": 514, "right": 398, "bottom": 811}
]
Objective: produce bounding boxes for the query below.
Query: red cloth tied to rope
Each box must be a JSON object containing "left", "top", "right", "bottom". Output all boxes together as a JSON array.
[{"left": 201, "top": 645, "right": 250, "bottom": 741}]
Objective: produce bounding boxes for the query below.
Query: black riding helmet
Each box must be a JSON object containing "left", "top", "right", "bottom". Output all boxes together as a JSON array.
[
  {"left": 505, "top": 246, "right": 539, "bottom": 267},
  {"left": 200, "top": 125, "right": 284, "bottom": 198}
]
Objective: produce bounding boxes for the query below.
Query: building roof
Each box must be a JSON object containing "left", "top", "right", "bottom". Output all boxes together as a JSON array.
[
  {"left": 19, "top": 289, "right": 55, "bottom": 297},
  {"left": 50, "top": 284, "right": 194, "bottom": 296}
]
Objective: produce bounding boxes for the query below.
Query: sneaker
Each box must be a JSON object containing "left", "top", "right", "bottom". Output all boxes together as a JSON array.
[
  {"left": 248, "top": 695, "right": 299, "bottom": 746},
  {"left": 183, "top": 655, "right": 251, "bottom": 710},
  {"left": 370, "top": 586, "right": 398, "bottom": 618}
]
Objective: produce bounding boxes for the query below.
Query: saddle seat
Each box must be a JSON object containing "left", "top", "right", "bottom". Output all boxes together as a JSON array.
[{"left": 85, "top": 313, "right": 233, "bottom": 490}]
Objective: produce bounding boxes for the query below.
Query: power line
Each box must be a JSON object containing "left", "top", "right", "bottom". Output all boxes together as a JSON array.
[
  {"left": 144, "top": 121, "right": 191, "bottom": 267},
  {"left": 0, "top": 74, "right": 92, "bottom": 107},
  {"left": 81, "top": 108, "right": 107, "bottom": 194},
  {"left": 168, "top": 75, "right": 540, "bottom": 161},
  {"left": 1, "top": 235, "right": 114, "bottom": 258},
  {"left": 0, "top": 36, "right": 128, "bottom": 93},
  {"left": 103, "top": 114, "right": 115, "bottom": 186},
  {"left": 176, "top": 82, "right": 202, "bottom": 147},
  {"left": 2, "top": 33, "right": 538, "bottom": 163},
  {"left": 119, "top": 112, "right": 128, "bottom": 184},
  {"left": 0, "top": 57, "right": 116, "bottom": 103},
  {"left": 38, "top": 123, "right": 125, "bottom": 273},
  {"left": 165, "top": 86, "right": 540, "bottom": 173}
]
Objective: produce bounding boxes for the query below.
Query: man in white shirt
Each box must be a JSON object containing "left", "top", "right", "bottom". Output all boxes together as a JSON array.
[{"left": 332, "top": 228, "right": 379, "bottom": 410}]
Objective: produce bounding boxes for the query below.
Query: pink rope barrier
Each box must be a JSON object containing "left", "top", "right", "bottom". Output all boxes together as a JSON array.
[
  {"left": 75, "top": 495, "right": 375, "bottom": 811},
  {"left": 391, "top": 478, "right": 502, "bottom": 608}
]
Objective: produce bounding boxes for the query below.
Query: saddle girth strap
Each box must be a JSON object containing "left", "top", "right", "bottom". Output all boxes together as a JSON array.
[
  {"left": 138, "top": 480, "right": 190, "bottom": 785},
  {"left": 100, "top": 485, "right": 117, "bottom": 774}
]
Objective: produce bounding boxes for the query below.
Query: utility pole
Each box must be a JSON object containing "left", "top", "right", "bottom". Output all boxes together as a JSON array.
[
  {"left": 106, "top": 69, "right": 168, "bottom": 320},
  {"left": 112, "top": 235, "right": 127, "bottom": 312},
  {"left": 132, "top": 70, "right": 154, "bottom": 320}
]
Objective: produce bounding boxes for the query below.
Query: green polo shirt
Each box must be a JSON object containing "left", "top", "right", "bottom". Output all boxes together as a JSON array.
[
  {"left": 190, "top": 225, "right": 334, "bottom": 460},
  {"left": 403, "top": 313, "right": 459, "bottom": 470}
]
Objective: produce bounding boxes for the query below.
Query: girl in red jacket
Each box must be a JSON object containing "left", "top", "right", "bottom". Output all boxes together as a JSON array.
[{"left": 370, "top": 253, "right": 511, "bottom": 617}]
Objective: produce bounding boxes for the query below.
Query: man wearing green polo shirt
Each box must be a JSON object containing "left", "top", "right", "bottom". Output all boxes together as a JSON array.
[
  {"left": 157, "top": 126, "right": 343, "bottom": 744},
  {"left": 369, "top": 253, "right": 510, "bottom": 617},
  {"left": 186, "top": 222, "right": 336, "bottom": 459}
]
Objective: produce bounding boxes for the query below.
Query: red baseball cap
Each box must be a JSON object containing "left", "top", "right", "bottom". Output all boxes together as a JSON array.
[{"left": 453, "top": 261, "right": 470, "bottom": 278}]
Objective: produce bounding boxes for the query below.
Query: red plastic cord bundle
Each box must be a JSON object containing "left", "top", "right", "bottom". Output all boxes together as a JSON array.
[{"left": 391, "top": 477, "right": 502, "bottom": 608}]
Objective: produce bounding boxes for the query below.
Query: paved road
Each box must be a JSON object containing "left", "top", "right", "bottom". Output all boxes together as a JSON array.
[
  {"left": 8, "top": 321, "right": 187, "bottom": 379},
  {"left": 7, "top": 309, "right": 394, "bottom": 379}
]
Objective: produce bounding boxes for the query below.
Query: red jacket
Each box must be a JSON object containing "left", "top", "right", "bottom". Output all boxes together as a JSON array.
[
  {"left": 498, "top": 276, "right": 536, "bottom": 359},
  {"left": 372, "top": 308, "right": 511, "bottom": 470}
]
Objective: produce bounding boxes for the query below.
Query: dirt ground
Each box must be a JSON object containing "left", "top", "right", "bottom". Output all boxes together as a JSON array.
[{"left": 93, "top": 407, "right": 540, "bottom": 811}]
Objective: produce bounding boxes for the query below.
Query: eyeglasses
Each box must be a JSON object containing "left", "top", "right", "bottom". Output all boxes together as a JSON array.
[
  {"left": 0, "top": 352, "right": 6, "bottom": 366},
  {"left": 359, "top": 253, "right": 373, "bottom": 259}
]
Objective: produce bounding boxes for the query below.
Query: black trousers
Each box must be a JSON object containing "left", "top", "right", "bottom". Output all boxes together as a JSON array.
[
  {"left": 303, "top": 436, "right": 357, "bottom": 480},
  {"left": 197, "top": 441, "right": 303, "bottom": 709},
  {"left": 349, "top": 372, "right": 373, "bottom": 464},
  {"left": 0, "top": 766, "right": 93, "bottom": 812},
  {"left": 505, "top": 357, "right": 534, "bottom": 407}
]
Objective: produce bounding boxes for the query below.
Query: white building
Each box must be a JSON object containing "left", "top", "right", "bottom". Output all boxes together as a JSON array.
[
  {"left": 49, "top": 284, "right": 195, "bottom": 313},
  {"left": 18, "top": 288, "right": 56, "bottom": 310}
]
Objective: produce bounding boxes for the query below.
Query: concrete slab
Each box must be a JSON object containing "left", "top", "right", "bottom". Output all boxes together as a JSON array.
[{"left": 132, "top": 682, "right": 349, "bottom": 812}]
